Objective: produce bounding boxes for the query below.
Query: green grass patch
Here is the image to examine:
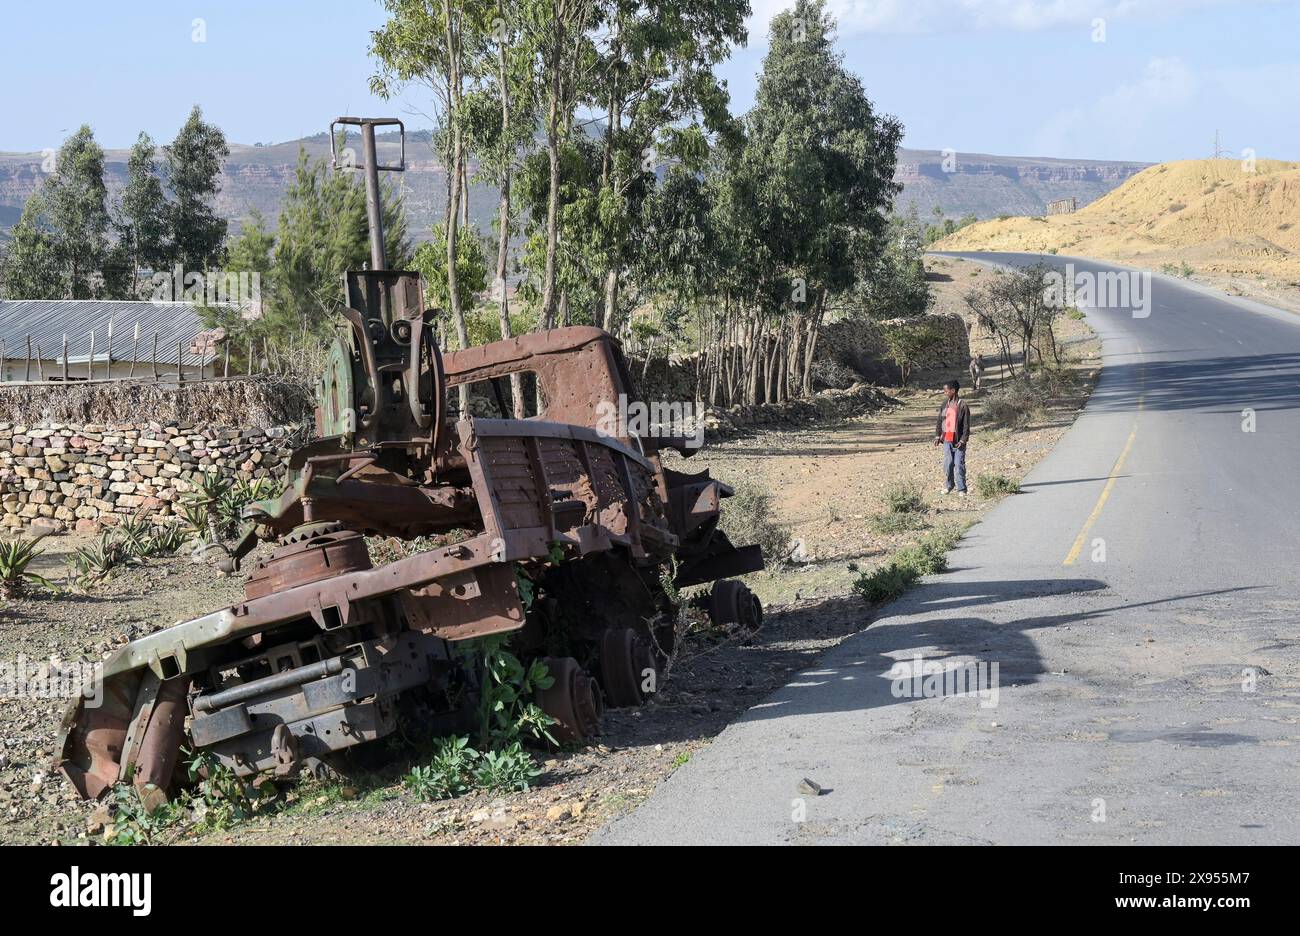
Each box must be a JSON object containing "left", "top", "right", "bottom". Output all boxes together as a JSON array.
[
  {"left": 975, "top": 473, "right": 1021, "bottom": 498},
  {"left": 851, "top": 526, "right": 966, "bottom": 604},
  {"left": 881, "top": 479, "right": 926, "bottom": 514}
]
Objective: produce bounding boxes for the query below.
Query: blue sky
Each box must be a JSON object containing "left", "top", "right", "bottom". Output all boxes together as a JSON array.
[{"left": 1, "top": 0, "right": 1296, "bottom": 162}]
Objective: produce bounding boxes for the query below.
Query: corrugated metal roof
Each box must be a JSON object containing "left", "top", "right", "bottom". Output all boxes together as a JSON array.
[{"left": 0, "top": 300, "right": 222, "bottom": 366}]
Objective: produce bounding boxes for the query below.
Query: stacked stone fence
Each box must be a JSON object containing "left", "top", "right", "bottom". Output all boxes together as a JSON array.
[{"left": 0, "top": 421, "right": 303, "bottom": 534}]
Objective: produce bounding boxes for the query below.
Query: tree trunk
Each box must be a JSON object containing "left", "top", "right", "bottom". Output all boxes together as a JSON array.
[
  {"left": 495, "top": 9, "right": 525, "bottom": 417},
  {"left": 601, "top": 269, "right": 619, "bottom": 335},
  {"left": 539, "top": 60, "right": 562, "bottom": 329},
  {"left": 800, "top": 292, "right": 826, "bottom": 398},
  {"left": 443, "top": 0, "right": 469, "bottom": 411}
]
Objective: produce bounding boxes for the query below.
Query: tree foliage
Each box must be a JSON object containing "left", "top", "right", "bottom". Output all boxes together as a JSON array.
[{"left": 163, "top": 105, "right": 230, "bottom": 272}]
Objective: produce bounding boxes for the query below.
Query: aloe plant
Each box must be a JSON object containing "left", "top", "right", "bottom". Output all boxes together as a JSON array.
[
  {"left": 0, "top": 537, "right": 57, "bottom": 598},
  {"left": 65, "top": 531, "right": 129, "bottom": 584},
  {"left": 114, "top": 511, "right": 152, "bottom": 557},
  {"left": 183, "top": 471, "right": 233, "bottom": 542}
]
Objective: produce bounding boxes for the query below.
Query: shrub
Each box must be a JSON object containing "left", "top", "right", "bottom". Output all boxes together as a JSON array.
[
  {"left": 976, "top": 473, "right": 1021, "bottom": 498},
  {"left": 882, "top": 479, "right": 926, "bottom": 514},
  {"left": 720, "top": 482, "right": 793, "bottom": 564},
  {"left": 853, "top": 561, "right": 916, "bottom": 603},
  {"left": 404, "top": 735, "right": 542, "bottom": 801},
  {"left": 405, "top": 736, "right": 479, "bottom": 801},
  {"left": 867, "top": 511, "right": 929, "bottom": 535},
  {"left": 852, "top": 527, "right": 963, "bottom": 604},
  {"left": 982, "top": 377, "right": 1048, "bottom": 428},
  {"left": 810, "top": 360, "right": 860, "bottom": 391}
]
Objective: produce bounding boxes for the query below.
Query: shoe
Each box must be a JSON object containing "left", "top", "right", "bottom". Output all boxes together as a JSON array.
[
  {"left": 941, "top": 487, "right": 953, "bottom": 495},
  {"left": 958, "top": 490, "right": 968, "bottom": 497}
]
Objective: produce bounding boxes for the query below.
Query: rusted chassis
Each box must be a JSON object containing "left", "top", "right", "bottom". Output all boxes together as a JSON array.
[
  {"left": 58, "top": 406, "right": 760, "bottom": 800},
  {"left": 59, "top": 122, "right": 766, "bottom": 803}
]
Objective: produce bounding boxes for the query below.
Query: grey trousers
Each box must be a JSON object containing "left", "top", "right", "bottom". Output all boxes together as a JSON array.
[{"left": 943, "top": 441, "right": 967, "bottom": 492}]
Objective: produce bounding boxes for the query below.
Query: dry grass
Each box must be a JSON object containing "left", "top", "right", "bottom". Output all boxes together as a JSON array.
[{"left": 0, "top": 377, "right": 314, "bottom": 428}]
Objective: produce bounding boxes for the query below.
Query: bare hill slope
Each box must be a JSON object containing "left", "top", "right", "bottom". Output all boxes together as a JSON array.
[{"left": 935, "top": 158, "right": 1300, "bottom": 283}]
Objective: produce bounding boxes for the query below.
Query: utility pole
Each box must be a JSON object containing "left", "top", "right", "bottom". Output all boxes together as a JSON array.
[{"left": 1211, "top": 130, "right": 1229, "bottom": 159}]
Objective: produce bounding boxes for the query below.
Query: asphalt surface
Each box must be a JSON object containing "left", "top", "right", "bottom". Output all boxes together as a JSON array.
[{"left": 596, "top": 252, "right": 1300, "bottom": 845}]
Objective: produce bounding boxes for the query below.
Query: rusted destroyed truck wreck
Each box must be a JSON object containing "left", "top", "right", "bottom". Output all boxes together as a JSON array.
[{"left": 56, "top": 119, "right": 763, "bottom": 802}]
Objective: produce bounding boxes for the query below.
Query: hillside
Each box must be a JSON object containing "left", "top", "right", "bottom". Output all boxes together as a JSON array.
[
  {"left": 0, "top": 136, "right": 1147, "bottom": 241},
  {"left": 935, "top": 158, "right": 1300, "bottom": 284},
  {"left": 894, "top": 148, "right": 1148, "bottom": 219}
]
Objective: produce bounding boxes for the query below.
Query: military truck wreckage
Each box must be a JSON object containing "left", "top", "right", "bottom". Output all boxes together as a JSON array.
[{"left": 57, "top": 118, "right": 764, "bottom": 801}]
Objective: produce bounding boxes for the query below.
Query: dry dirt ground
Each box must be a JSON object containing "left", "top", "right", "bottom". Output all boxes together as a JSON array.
[{"left": 0, "top": 258, "right": 1099, "bottom": 845}]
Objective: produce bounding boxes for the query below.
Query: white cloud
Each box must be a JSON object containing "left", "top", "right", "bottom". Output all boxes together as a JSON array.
[
  {"left": 1031, "top": 57, "right": 1199, "bottom": 157},
  {"left": 747, "top": 0, "right": 1287, "bottom": 37},
  {"left": 1028, "top": 56, "right": 1300, "bottom": 159}
]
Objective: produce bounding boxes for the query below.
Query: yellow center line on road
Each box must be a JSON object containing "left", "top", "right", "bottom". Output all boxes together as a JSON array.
[{"left": 1062, "top": 346, "right": 1146, "bottom": 566}]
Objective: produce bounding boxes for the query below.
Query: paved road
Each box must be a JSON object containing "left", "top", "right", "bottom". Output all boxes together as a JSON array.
[{"left": 597, "top": 253, "right": 1300, "bottom": 845}]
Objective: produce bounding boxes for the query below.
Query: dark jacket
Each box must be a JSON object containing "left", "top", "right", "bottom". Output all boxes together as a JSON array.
[{"left": 936, "top": 398, "right": 971, "bottom": 445}]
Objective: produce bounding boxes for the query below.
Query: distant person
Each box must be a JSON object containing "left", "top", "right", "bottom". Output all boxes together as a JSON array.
[
  {"left": 969, "top": 354, "right": 985, "bottom": 393},
  {"left": 935, "top": 379, "right": 971, "bottom": 496}
]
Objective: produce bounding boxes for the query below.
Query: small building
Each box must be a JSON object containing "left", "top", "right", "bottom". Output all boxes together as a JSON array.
[
  {"left": 1045, "top": 197, "right": 1078, "bottom": 216},
  {"left": 0, "top": 299, "right": 222, "bottom": 382}
]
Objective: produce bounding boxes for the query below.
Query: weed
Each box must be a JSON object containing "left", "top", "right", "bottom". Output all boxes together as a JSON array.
[
  {"left": 105, "top": 783, "right": 183, "bottom": 845},
  {"left": 720, "top": 482, "right": 793, "bottom": 565},
  {"left": 975, "top": 473, "right": 1021, "bottom": 498},
  {"left": 405, "top": 735, "right": 542, "bottom": 800},
  {"left": 105, "top": 750, "right": 273, "bottom": 844},
  {"left": 882, "top": 479, "right": 926, "bottom": 514},
  {"left": 867, "top": 511, "right": 929, "bottom": 535},
  {"left": 184, "top": 749, "right": 274, "bottom": 830},
  {"left": 460, "top": 634, "right": 556, "bottom": 747},
  {"left": 405, "top": 735, "right": 479, "bottom": 801},
  {"left": 473, "top": 742, "right": 542, "bottom": 794},
  {"left": 852, "top": 527, "right": 965, "bottom": 604}
]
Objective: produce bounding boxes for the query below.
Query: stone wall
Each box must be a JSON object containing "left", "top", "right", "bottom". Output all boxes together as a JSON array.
[
  {"left": 817, "top": 312, "right": 971, "bottom": 384},
  {"left": 0, "top": 421, "right": 300, "bottom": 534},
  {"left": 701, "top": 382, "right": 897, "bottom": 440}
]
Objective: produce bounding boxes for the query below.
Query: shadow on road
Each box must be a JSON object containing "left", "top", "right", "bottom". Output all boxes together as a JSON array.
[
  {"left": 726, "top": 579, "right": 1260, "bottom": 725},
  {"left": 1089, "top": 352, "right": 1300, "bottom": 415}
]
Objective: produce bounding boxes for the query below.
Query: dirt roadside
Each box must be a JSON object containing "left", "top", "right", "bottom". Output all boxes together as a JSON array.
[{"left": 0, "top": 256, "right": 1101, "bottom": 845}]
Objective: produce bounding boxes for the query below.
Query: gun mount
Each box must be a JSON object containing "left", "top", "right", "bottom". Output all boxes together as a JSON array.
[{"left": 57, "top": 118, "right": 764, "bottom": 800}]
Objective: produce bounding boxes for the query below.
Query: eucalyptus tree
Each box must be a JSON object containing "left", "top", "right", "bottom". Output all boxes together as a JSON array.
[
  {"left": 583, "top": 0, "right": 748, "bottom": 335},
  {"left": 39, "top": 125, "right": 113, "bottom": 299},
  {"left": 163, "top": 106, "right": 229, "bottom": 272},
  {"left": 0, "top": 194, "right": 62, "bottom": 300},
  {"left": 460, "top": 1, "right": 541, "bottom": 414},
  {"left": 730, "top": 0, "right": 902, "bottom": 398},
  {"left": 519, "top": 0, "right": 600, "bottom": 329},
  {"left": 118, "top": 132, "right": 169, "bottom": 297}
]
